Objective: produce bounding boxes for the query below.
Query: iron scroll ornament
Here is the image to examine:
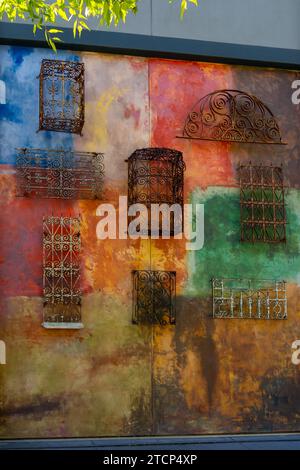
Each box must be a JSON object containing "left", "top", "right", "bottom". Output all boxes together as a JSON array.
[
  {"left": 43, "top": 215, "right": 82, "bottom": 326},
  {"left": 16, "top": 148, "right": 104, "bottom": 200},
  {"left": 127, "top": 148, "right": 185, "bottom": 236},
  {"left": 132, "top": 270, "right": 176, "bottom": 325},
  {"left": 127, "top": 148, "right": 185, "bottom": 207},
  {"left": 179, "top": 90, "right": 285, "bottom": 145},
  {"left": 238, "top": 162, "right": 286, "bottom": 243},
  {"left": 38, "top": 59, "right": 84, "bottom": 135},
  {"left": 212, "top": 278, "right": 287, "bottom": 320}
]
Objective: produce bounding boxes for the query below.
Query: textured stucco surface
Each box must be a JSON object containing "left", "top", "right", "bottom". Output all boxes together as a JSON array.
[{"left": 0, "top": 46, "right": 300, "bottom": 437}]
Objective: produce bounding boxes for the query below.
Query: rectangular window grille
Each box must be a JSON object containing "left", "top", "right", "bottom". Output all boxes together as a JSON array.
[
  {"left": 16, "top": 148, "right": 104, "bottom": 199},
  {"left": 239, "top": 163, "right": 286, "bottom": 243},
  {"left": 132, "top": 270, "right": 176, "bottom": 325},
  {"left": 39, "top": 59, "right": 84, "bottom": 134},
  {"left": 43, "top": 216, "right": 82, "bottom": 328},
  {"left": 212, "top": 278, "right": 287, "bottom": 320},
  {"left": 127, "top": 148, "right": 185, "bottom": 236}
]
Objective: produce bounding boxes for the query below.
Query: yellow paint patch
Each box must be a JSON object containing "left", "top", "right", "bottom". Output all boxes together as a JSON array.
[{"left": 95, "top": 86, "right": 127, "bottom": 147}]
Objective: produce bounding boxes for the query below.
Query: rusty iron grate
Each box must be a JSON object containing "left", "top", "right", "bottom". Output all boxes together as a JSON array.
[
  {"left": 128, "top": 148, "right": 185, "bottom": 207},
  {"left": 43, "top": 215, "right": 81, "bottom": 325},
  {"left": 16, "top": 148, "right": 104, "bottom": 200},
  {"left": 127, "top": 148, "right": 185, "bottom": 235},
  {"left": 132, "top": 270, "right": 176, "bottom": 325},
  {"left": 239, "top": 162, "right": 286, "bottom": 243},
  {"left": 39, "top": 59, "right": 84, "bottom": 134},
  {"left": 212, "top": 278, "right": 287, "bottom": 320},
  {"left": 179, "top": 90, "right": 285, "bottom": 144}
]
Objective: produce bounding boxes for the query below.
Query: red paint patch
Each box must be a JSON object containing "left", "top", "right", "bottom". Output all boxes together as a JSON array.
[
  {"left": 149, "top": 59, "right": 236, "bottom": 191},
  {"left": 123, "top": 104, "right": 141, "bottom": 129},
  {"left": 0, "top": 171, "right": 78, "bottom": 297}
]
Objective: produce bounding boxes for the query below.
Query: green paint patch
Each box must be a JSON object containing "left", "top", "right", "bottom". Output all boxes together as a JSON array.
[{"left": 185, "top": 187, "right": 300, "bottom": 297}]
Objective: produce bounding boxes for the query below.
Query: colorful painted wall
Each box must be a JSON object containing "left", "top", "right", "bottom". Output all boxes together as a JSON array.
[{"left": 0, "top": 45, "right": 300, "bottom": 438}]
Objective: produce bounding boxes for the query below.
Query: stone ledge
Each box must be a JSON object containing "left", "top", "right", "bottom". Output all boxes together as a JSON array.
[{"left": 42, "top": 322, "right": 84, "bottom": 330}]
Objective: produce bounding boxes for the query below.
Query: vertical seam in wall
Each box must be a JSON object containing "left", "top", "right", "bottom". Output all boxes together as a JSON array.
[
  {"left": 151, "top": 324, "right": 155, "bottom": 434},
  {"left": 148, "top": 57, "right": 152, "bottom": 271},
  {"left": 147, "top": 38, "right": 155, "bottom": 434}
]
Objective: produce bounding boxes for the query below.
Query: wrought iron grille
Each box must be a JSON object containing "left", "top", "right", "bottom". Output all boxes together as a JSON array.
[
  {"left": 127, "top": 148, "right": 185, "bottom": 235},
  {"left": 39, "top": 59, "right": 84, "bottom": 134},
  {"left": 132, "top": 270, "right": 176, "bottom": 325},
  {"left": 16, "top": 148, "right": 104, "bottom": 199},
  {"left": 212, "top": 278, "right": 287, "bottom": 320},
  {"left": 239, "top": 163, "right": 286, "bottom": 243},
  {"left": 43, "top": 216, "right": 81, "bottom": 325},
  {"left": 180, "top": 90, "right": 284, "bottom": 144},
  {"left": 128, "top": 148, "right": 185, "bottom": 206}
]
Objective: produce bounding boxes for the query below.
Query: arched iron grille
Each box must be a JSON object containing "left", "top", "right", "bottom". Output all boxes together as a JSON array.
[
  {"left": 212, "top": 278, "right": 287, "bottom": 320},
  {"left": 180, "top": 90, "right": 284, "bottom": 144},
  {"left": 43, "top": 216, "right": 82, "bottom": 327},
  {"left": 39, "top": 59, "right": 84, "bottom": 134},
  {"left": 239, "top": 162, "right": 286, "bottom": 243},
  {"left": 132, "top": 270, "right": 176, "bottom": 325},
  {"left": 16, "top": 148, "right": 104, "bottom": 200}
]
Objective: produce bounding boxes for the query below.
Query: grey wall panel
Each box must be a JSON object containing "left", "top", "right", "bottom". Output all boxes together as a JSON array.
[{"left": 1, "top": 0, "right": 299, "bottom": 51}]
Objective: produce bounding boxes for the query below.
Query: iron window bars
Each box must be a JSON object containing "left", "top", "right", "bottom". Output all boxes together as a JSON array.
[
  {"left": 212, "top": 278, "right": 287, "bottom": 320},
  {"left": 39, "top": 59, "right": 84, "bottom": 134},
  {"left": 179, "top": 90, "right": 285, "bottom": 144},
  {"left": 127, "top": 148, "right": 185, "bottom": 235},
  {"left": 132, "top": 270, "right": 176, "bottom": 325},
  {"left": 43, "top": 215, "right": 82, "bottom": 329},
  {"left": 239, "top": 162, "right": 286, "bottom": 243},
  {"left": 16, "top": 148, "right": 104, "bottom": 200}
]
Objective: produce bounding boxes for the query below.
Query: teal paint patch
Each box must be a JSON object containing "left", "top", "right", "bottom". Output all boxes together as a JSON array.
[{"left": 185, "top": 187, "right": 300, "bottom": 297}]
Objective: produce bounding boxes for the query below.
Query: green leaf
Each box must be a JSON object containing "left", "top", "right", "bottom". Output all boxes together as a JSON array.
[
  {"left": 58, "top": 9, "right": 69, "bottom": 21},
  {"left": 180, "top": 0, "right": 187, "bottom": 19},
  {"left": 73, "top": 19, "right": 78, "bottom": 37},
  {"left": 49, "top": 39, "right": 57, "bottom": 52},
  {"left": 48, "top": 29, "right": 63, "bottom": 33},
  {"left": 79, "top": 20, "right": 90, "bottom": 30}
]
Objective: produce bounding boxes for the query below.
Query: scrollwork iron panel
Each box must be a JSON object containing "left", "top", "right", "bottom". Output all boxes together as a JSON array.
[
  {"left": 212, "top": 278, "right": 287, "bottom": 320},
  {"left": 43, "top": 216, "right": 81, "bottom": 324},
  {"left": 128, "top": 148, "right": 185, "bottom": 207},
  {"left": 39, "top": 59, "right": 84, "bottom": 134},
  {"left": 181, "top": 90, "right": 284, "bottom": 144},
  {"left": 128, "top": 148, "right": 185, "bottom": 235},
  {"left": 239, "top": 163, "right": 286, "bottom": 243},
  {"left": 132, "top": 270, "right": 176, "bottom": 325},
  {"left": 16, "top": 148, "right": 104, "bottom": 199}
]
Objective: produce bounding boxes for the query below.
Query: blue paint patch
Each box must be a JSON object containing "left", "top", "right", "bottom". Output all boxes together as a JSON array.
[
  {"left": 10, "top": 46, "right": 33, "bottom": 67},
  {"left": 0, "top": 104, "right": 23, "bottom": 123},
  {"left": 0, "top": 46, "right": 82, "bottom": 164}
]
